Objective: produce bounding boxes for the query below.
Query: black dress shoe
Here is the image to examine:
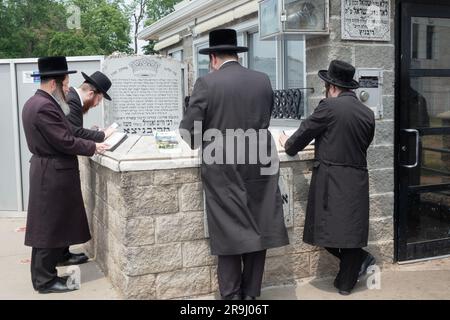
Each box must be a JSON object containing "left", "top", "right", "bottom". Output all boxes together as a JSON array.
[
  {"left": 38, "top": 277, "right": 77, "bottom": 294},
  {"left": 57, "top": 253, "right": 89, "bottom": 267},
  {"left": 359, "top": 253, "right": 376, "bottom": 277},
  {"left": 334, "top": 277, "right": 350, "bottom": 295},
  {"left": 71, "top": 252, "right": 88, "bottom": 257},
  {"left": 242, "top": 295, "right": 256, "bottom": 300},
  {"left": 338, "top": 290, "right": 351, "bottom": 296}
]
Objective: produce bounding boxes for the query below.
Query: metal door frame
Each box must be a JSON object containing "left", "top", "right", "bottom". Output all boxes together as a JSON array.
[{"left": 395, "top": 0, "right": 450, "bottom": 261}]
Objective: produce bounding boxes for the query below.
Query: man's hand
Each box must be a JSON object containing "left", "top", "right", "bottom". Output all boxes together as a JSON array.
[
  {"left": 95, "top": 143, "right": 109, "bottom": 155},
  {"left": 102, "top": 126, "right": 117, "bottom": 140},
  {"left": 279, "top": 133, "right": 289, "bottom": 149}
]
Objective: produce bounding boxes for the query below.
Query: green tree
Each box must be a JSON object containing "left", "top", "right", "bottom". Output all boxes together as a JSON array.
[
  {"left": 0, "top": 0, "right": 133, "bottom": 58},
  {"left": 49, "top": 0, "right": 132, "bottom": 56},
  {"left": 142, "top": 0, "right": 183, "bottom": 55},
  {"left": 0, "top": 0, "right": 67, "bottom": 58}
]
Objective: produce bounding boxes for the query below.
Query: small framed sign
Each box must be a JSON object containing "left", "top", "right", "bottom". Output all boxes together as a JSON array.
[{"left": 341, "top": 0, "right": 391, "bottom": 41}]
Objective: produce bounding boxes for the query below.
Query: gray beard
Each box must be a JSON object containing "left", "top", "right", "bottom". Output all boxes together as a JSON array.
[{"left": 51, "top": 91, "right": 70, "bottom": 116}]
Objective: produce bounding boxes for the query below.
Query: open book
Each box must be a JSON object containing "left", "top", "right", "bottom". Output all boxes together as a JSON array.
[{"left": 104, "top": 132, "right": 128, "bottom": 152}]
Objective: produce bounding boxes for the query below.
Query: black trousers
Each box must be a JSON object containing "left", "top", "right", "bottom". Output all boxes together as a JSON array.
[
  {"left": 61, "top": 247, "right": 71, "bottom": 261},
  {"left": 217, "top": 250, "right": 267, "bottom": 298},
  {"left": 31, "top": 247, "right": 65, "bottom": 290},
  {"left": 325, "top": 247, "right": 368, "bottom": 292}
]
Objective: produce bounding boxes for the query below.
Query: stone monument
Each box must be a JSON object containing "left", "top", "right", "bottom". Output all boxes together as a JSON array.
[{"left": 103, "top": 55, "right": 184, "bottom": 135}]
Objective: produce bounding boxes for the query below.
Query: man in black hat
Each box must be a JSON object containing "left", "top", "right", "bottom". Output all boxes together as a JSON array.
[
  {"left": 57, "top": 71, "right": 115, "bottom": 267},
  {"left": 22, "top": 56, "right": 109, "bottom": 294},
  {"left": 280, "top": 60, "right": 377, "bottom": 295},
  {"left": 66, "top": 71, "right": 115, "bottom": 143},
  {"left": 180, "top": 29, "right": 289, "bottom": 300}
]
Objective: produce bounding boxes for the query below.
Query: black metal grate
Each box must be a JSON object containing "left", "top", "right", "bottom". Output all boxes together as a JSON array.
[
  {"left": 272, "top": 89, "right": 303, "bottom": 120},
  {"left": 184, "top": 88, "right": 307, "bottom": 120}
]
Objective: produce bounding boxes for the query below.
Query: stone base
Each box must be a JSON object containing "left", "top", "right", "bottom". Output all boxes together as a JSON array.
[{"left": 80, "top": 156, "right": 394, "bottom": 300}]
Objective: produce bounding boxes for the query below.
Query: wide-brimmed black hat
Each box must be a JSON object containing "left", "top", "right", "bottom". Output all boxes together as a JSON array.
[
  {"left": 199, "top": 29, "right": 248, "bottom": 55},
  {"left": 32, "top": 56, "right": 77, "bottom": 78},
  {"left": 318, "top": 60, "right": 359, "bottom": 89},
  {"left": 82, "top": 71, "right": 112, "bottom": 101}
]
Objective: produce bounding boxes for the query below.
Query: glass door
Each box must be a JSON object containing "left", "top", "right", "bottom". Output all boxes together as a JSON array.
[{"left": 398, "top": 3, "right": 450, "bottom": 261}]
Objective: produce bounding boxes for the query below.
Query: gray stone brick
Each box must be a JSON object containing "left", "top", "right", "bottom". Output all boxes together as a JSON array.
[
  {"left": 367, "top": 145, "right": 394, "bottom": 169},
  {"left": 153, "top": 168, "right": 200, "bottom": 185},
  {"left": 306, "top": 45, "right": 353, "bottom": 74},
  {"left": 309, "top": 250, "right": 340, "bottom": 277},
  {"left": 210, "top": 266, "right": 218, "bottom": 293},
  {"left": 374, "top": 120, "right": 394, "bottom": 145},
  {"left": 355, "top": 45, "right": 395, "bottom": 70},
  {"left": 156, "top": 212, "right": 205, "bottom": 244},
  {"left": 383, "top": 72, "right": 395, "bottom": 96},
  {"left": 156, "top": 267, "right": 211, "bottom": 299},
  {"left": 109, "top": 215, "right": 155, "bottom": 247},
  {"left": 369, "top": 217, "right": 394, "bottom": 242},
  {"left": 370, "top": 193, "right": 394, "bottom": 218},
  {"left": 330, "top": 0, "right": 342, "bottom": 17},
  {"left": 182, "top": 240, "right": 216, "bottom": 268},
  {"left": 180, "top": 182, "right": 204, "bottom": 212},
  {"left": 120, "top": 171, "right": 153, "bottom": 187},
  {"left": 264, "top": 253, "right": 310, "bottom": 286},
  {"left": 122, "top": 185, "right": 179, "bottom": 217},
  {"left": 286, "top": 227, "right": 319, "bottom": 254},
  {"left": 367, "top": 240, "right": 394, "bottom": 264},
  {"left": 383, "top": 95, "right": 395, "bottom": 120},
  {"left": 108, "top": 259, "right": 157, "bottom": 300},
  {"left": 293, "top": 201, "right": 307, "bottom": 228},
  {"left": 369, "top": 169, "right": 394, "bottom": 194},
  {"left": 123, "top": 243, "right": 183, "bottom": 276}
]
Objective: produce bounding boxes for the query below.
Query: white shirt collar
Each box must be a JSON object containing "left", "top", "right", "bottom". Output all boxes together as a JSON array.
[
  {"left": 74, "top": 87, "right": 84, "bottom": 107},
  {"left": 219, "top": 60, "right": 239, "bottom": 69}
]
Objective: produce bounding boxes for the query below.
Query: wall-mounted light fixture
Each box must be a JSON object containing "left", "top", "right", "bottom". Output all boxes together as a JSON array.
[{"left": 259, "top": 0, "right": 329, "bottom": 40}]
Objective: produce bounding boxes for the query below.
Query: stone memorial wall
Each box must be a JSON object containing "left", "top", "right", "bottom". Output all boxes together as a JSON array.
[{"left": 103, "top": 55, "right": 184, "bottom": 135}]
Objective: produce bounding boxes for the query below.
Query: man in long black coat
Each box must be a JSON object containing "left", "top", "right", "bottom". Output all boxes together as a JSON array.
[
  {"left": 22, "top": 57, "right": 108, "bottom": 294},
  {"left": 180, "top": 29, "right": 289, "bottom": 300},
  {"left": 280, "top": 60, "right": 377, "bottom": 295},
  {"left": 60, "top": 71, "right": 115, "bottom": 266}
]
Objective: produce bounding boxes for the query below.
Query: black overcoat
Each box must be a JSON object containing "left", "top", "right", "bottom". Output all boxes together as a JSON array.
[
  {"left": 285, "top": 91, "right": 376, "bottom": 248},
  {"left": 22, "top": 90, "right": 96, "bottom": 248},
  {"left": 180, "top": 62, "right": 289, "bottom": 255},
  {"left": 66, "top": 87, "right": 105, "bottom": 142}
]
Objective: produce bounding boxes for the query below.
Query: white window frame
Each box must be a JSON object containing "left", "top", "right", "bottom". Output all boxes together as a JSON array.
[
  {"left": 192, "top": 18, "right": 306, "bottom": 125},
  {"left": 168, "top": 46, "right": 184, "bottom": 62}
]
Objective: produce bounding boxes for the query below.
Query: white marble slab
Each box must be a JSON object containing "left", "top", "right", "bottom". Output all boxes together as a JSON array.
[{"left": 91, "top": 128, "right": 315, "bottom": 172}]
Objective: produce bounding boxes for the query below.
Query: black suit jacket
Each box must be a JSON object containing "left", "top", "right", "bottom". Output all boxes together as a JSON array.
[
  {"left": 66, "top": 87, "right": 105, "bottom": 143},
  {"left": 284, "top": 91, "right": 376, "bottom": 248},
  {"left": 179, "top": 61, "right": 289, "bottom": 255}
]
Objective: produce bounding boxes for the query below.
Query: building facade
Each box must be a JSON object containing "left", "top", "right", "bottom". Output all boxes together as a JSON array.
[{"left": 139, "top": 0, "right": 450, "bottom": 264}]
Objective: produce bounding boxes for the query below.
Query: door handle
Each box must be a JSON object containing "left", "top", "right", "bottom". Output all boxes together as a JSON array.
[{"left": 401, "top": 129, "right": 420, "bottom": 168}]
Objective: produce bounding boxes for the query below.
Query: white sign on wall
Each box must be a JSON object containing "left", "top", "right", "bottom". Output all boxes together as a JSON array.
[{"left": 341, "top": 0, "right": 391, "bottom": 41}]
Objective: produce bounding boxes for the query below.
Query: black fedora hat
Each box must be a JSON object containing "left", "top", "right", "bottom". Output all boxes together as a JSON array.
[
  {"left": 199, "top": 29, "right": 248, "bottom": 55},
  {"left": 318, "top": 60, "right": 359, "bottom": 89},
  {"left": 33, "top": 56, "right": 77, "bottom": 78},
  {"left": 82, "top": 71, "right": 112, "bottom": 101}
]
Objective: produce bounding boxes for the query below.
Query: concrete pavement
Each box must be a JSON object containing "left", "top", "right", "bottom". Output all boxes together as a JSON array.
[
  {"left": 1, "top": 218, "right": 449, "bottom": 300},
  {"left": 0, "top": 218, "right": 119, "bottom": 300}
]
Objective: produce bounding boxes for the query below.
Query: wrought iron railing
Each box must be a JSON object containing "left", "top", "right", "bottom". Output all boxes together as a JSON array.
[{"left": 184, "top": 88, "right": 313, "bottom": 120}]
